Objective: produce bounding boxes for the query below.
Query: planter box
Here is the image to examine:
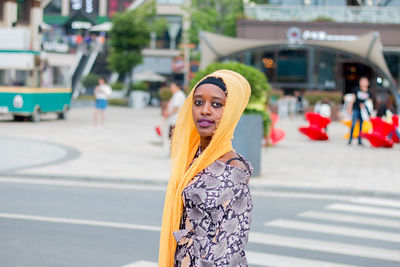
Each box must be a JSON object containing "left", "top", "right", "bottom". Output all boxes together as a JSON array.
[
  {"left": 128, "top": 91, "right": 150, "bottom": 109},
  {"left": 233, "top": 114, "right": 263, "bottom": 177}
]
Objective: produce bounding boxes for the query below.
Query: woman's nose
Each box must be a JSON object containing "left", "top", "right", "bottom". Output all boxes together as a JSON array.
[{"left": 200, "top": 102, "right": 211, "bottom": 115}]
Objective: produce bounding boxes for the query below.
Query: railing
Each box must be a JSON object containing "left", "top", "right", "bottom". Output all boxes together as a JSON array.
[{"left": 245, "top": 4, "right": 400, "bottom": 24}]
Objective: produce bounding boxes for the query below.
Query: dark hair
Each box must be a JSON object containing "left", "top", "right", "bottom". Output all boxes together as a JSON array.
[
  {"left": 359, "top": 76, "right": 369, "bottom": 81},
  {"left": 167, "top": 80, "right": 180, "bottom": 87},
  {"left": 195, "top": 76, "right": 227, "bottom": 94}
]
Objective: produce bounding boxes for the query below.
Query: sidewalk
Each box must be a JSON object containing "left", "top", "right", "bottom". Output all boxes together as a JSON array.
[{"left": 1, "top": 106, "right": 399, "bottom": 195}]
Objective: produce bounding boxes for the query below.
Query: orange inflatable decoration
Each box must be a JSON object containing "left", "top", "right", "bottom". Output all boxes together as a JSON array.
[{"left": 341, "top": 120, "right": 372, "bottom": 139}]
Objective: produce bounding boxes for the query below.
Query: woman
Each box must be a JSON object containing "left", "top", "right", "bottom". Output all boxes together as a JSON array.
[{"left": 159, "top": 70, "right": 253, "bottom": 266}]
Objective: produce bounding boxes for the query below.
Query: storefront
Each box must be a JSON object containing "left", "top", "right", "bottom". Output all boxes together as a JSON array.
[{"left": 199, "top": 21, "right": 400, "bottom": 110}]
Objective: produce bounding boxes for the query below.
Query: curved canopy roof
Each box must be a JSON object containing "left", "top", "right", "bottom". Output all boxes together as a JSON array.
[{"left": 199, "top": 31, "right": 397, "bottom": 93}]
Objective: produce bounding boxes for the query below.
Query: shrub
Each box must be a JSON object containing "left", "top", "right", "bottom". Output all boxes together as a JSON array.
[
  {"left": 190, "top": 62, "right": 271, "bottom": 135},
  {"left": 304, "top": 91, "right": 342, "bottom": 106},
  {"left": 158, "top": 86, "right": 173, "bottom": 101},
  {"left": 108, "top": 98, "right": 128, "bottom": 106},
  {"left": 111, "top": 82, "right": 124, "bottom": 91},
  {"left": 131, "top": 81, "right": 148, "bottom": 91},
  {"left": 81, "top": 73, "right": 100, "bottom": 88}
]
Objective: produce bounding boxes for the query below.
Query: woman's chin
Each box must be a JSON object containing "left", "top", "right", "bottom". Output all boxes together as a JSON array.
[{"left": 196, "top": 128, "right": 214, "bottom": 138}]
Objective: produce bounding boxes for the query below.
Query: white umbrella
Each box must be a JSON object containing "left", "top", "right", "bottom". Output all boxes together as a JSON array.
[
  {"left": 89, "top": 22, "right": 112, "bottom": 32},
  {"left": 133, "top": 70, "right": 166, "bottom": 82}
]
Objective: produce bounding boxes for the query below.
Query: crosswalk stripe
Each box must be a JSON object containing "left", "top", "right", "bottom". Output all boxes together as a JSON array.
[
  {"left": 350, "top": 197, "right": 400, "bottom": 209},
  {"left": 265, "top": 219, "right": 400, "bottom": 243},
  {"left": 299, "top": 210, "right": 400, "bottom": 229},
  {"left": 246, "top": 250, "right": 357, "bottom": 267},
  {"left": 249, "top": 232, "right": 400, "bottom": 262},
  {"left": 327, "top": 203, "right": 400, "bottom": 218},
  {"left": 120, "top": 261, "right": 157, "bottom": 267},
  {"left": 0, "top": 177, "right": 166, "bottom": 192},
  {"left": 0, "top": 212, "right": 161, "bottom": 232}
]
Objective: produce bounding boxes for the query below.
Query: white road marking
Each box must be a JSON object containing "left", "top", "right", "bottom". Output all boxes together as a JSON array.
[
  {"left": 0, "top": 212, "right": 161, "bottom": 232},
  {"left": 350, "top": 197, "right": 400, "bottom": 208},
  {"left": 299, "top": 210, "right": 400, "bottom": 229},
  {"left": 249, "top": 232, "right": 400, "bottom": 262},
  {"left": 0, "top": 176, "right": 358, "bottom": 200},
  {"left": 327, "top": 203, "right": 400, "bottom": 218},
  {"left": 246, "top": 250, "right": 357, "bottom": 267},
  {"left": 120, "top": 261, "right": 157, "bottom": 267},
  {"left": 251, "top": 190, "right": 352, "bottom": 201},
  {"left": 0, "top": 177, "right": 166, "bottom": 192},
  {"left": 265, "top": 219, "right": 400, "bottom": 243}
]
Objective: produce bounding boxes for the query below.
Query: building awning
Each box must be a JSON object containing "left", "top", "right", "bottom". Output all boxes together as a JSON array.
[
  {"left": 199, "top": 31, "right": 397, "bottom": 92},
  {"left": 43, "top": 15, "right": 69, "bottom": 26}
]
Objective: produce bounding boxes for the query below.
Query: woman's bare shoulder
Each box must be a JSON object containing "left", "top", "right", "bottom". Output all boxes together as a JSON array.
[{"left": 218, "top": 151, "right": 247, "bottom": 170}]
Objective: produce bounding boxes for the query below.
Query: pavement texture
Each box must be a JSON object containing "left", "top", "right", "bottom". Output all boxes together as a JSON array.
[{"left": 1, "top": 104, "right": 399, "bottom": 196}]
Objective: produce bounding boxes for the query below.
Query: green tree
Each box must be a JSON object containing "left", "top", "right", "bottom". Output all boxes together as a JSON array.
[
  {"left": 187, "top": 0, "right": 244, "bottom": 44},
  {"left": 107, "top": 0, "right": 165, "bottom": 87}
]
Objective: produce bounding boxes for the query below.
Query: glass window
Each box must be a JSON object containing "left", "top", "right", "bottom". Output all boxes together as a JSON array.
[
  {"left": 314, "top": 51, "right": 336, "bottom": 89},
  {"left": 17, "top": 0, "right": 31, "bottom": 24},
  {"left": 0, "top": 0, "right": 4, "bottom": 21},
  {"left": 261, "top": 51, "right": 276, "bottom": 83},
  {"left": 277, "top": 49, "right": 307, "bottom": 83},
  {"left": 156, "top": 15, "right": 182, "bottom": 49},
  {"left": 44, "top": 0, "right": 62, "bottom": 15},
  {"left": 384, "top": 53, "right": 400, "bottom": 85},
  {"left": 108, "top": 0, "right": 132, "bottom": 17}
]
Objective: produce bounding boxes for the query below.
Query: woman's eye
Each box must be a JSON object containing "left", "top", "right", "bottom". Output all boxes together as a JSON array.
[
  {"left": 194, "top": 100, "right": 203, "bottom": 106},
  {"left": 212, "top": 102, "right": 223, "bottom": 108}
]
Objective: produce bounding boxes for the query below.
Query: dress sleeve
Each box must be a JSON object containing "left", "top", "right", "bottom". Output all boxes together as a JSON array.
[{"left": 199, "top": 181, "right": 252, "bottom": 266}]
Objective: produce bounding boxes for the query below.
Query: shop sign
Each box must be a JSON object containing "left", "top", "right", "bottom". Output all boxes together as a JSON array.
[
  {"left": 303, "top": 31, "right": 358, "bottom": 41},
  {"left": 71, "top": 21, "right": 92, "bottom": 30},
  {"left": 287, "top": 28, "right": 358, "bottom": 42}
]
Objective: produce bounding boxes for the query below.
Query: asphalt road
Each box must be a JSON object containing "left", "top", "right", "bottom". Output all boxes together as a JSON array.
[{"left": 0, "top": 177, "right": 399, "bottom": 267}]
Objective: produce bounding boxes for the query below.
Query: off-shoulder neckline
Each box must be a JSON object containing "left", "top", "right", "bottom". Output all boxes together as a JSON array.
[{"left": 214, "top": 158, "right": 251, "bottom": 176}]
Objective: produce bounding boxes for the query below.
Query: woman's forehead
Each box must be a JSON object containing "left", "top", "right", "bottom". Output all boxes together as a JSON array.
[{"left": 193, "top": 83, "right": 227, "bottom": 99}]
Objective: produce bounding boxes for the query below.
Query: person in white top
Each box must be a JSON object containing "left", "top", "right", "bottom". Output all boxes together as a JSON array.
[
  {"left": 163, "top": 82, "right": 186, "bottom": 146},
  {"left": 314, "top": 98, "right": 331, "bottom": 118},
  {"left": 93, "top": 77, "right": 112, "bottom": 127}
]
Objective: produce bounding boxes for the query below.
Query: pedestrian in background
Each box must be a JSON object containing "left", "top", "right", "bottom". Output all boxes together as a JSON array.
[
  {"left": 348, "top": 76, "right": 372, "bottom": 145},
  {"left": 163, "top": 82, "right": 186, "bottom": 147},
  {"left": 315, "top": 98, "right": 331, "bottom": 119},
  {"left": 159, "top": 70, "right": 253, "bottom": 266},
  {"left": 93, "top": 78, "right": 112, "bottom": 128}
]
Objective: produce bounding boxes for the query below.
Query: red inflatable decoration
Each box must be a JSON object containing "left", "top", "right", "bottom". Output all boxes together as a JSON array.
[
  {"left": 392, "top": 115, "right": 399, "bottom": 144},
  {"left": 361, "top": 117, "right": 395, "bottom": 148},
  {"left": 299, "top": 112, "right": 330, "bottom": 141},
  {"left": 265, "top": 113, "right": 286, "bottom": 146}
]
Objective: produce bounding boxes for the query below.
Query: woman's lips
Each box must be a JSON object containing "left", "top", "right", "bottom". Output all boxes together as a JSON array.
[{"left": 197, "top": 119, "right": 214, "bottom": 128}]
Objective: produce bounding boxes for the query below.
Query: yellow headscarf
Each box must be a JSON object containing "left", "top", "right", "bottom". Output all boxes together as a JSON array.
[{"left": 158, "top": 70, "right": 251, "bottom": 266}]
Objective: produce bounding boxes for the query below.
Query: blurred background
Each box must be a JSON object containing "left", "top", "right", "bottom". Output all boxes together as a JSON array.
[{"left": 0, "top": 0, "right": 399, "bottom": 266}]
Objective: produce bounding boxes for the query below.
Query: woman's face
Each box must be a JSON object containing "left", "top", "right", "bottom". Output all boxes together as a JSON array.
[{"left": 192, "top": 83, "right": 226, "bottom": 138}]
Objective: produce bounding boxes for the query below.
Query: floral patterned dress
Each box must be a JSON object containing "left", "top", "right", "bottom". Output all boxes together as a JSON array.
[{"left": 174, "top": 149, "right": 253, "bottom": 266}]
